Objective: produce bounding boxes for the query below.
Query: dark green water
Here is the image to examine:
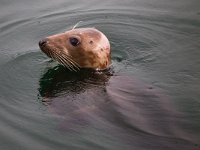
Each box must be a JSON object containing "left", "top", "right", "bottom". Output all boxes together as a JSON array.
[{"left": 0, "top": 0, "right": 200, "bottom": 150}]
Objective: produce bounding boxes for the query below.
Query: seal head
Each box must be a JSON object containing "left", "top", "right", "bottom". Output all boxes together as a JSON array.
[{"left": 39, "top": 28, "right": 111, "bottom": 71}]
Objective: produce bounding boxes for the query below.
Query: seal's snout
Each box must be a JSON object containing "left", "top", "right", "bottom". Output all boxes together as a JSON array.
[{"left": 39, "top": 38, "right": 48, "bottom": 48}]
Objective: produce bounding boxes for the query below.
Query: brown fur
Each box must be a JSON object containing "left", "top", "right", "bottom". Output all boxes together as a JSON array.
[{"left": 39, "top": 28, "right": 111, "bottom": 70}]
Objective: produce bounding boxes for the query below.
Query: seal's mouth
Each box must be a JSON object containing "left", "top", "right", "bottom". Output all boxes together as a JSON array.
[{"left": 39, "top": 38, "right": 80, "bottom": 72}]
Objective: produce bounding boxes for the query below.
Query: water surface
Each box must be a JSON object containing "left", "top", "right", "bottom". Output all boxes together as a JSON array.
[{"left": 0, "top": 0, "right": 200, "bottom": 150}]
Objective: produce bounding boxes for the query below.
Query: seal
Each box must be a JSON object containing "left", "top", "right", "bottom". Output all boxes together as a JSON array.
[{"left": 39, "top": 28, "right": 111, "bottom": 71}]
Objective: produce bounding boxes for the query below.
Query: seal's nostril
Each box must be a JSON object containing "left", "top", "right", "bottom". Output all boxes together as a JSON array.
[{"left": 39, "top": 38, "right": 48, "bottom": 47}]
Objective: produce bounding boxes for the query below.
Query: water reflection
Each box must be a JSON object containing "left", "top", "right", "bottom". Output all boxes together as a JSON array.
[
  {"left": 38, "top": 65, "right": 199, "bottom": 149},
  {"left": 39, "top": 65, "right": 111, "bottom": 98}
]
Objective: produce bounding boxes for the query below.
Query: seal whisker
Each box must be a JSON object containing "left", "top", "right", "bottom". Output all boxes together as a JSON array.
[
  {"left": 55, "top": 54, "right": 71, "bottom": 68},
  {"left": 62, "top": 54, "right": 80, "bottom": 70},
  {"left": 61, "top": 53, "right": 80, "bottom": 69},
  {"left": 56, "top": 54, "right": 77, "bottom": 71},
  {"left": 58, "top": 52, "right": 80, "bottom": 70},
  {"left": 72, "top": 21, "right": 83, "bottom": 30},
  {"left": 65, "top": 58, "right": 80, "bottom": 71},
  {"left": 49, "top": 51, "right": 54, "bottom": 59},
  {"left": 59, "top": 55, "right": 79, "bottom": 72},
  {"left": 48, "top": 48, "right": 76, "bottom": 71},
  {"left": 45, "top": 48, "right": 55, "bottom": 60},
  {"left": 44, "top": 50, "right": 51, "bottom": 58},
  {"left": 55, "top": 55, "right": 73, "bottom": 71}
]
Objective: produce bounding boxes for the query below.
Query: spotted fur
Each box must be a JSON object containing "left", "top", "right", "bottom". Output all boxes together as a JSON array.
[{"left": 39, "top": 28, "right": 111, "bottom": 71}]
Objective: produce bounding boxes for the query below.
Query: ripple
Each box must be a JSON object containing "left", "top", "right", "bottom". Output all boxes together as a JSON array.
[
  {"left": 1, "top": 1, "right": 200, "bottom": 149},
  {"left": 0, "top": 18, "right": 33, "bottom": 36}
]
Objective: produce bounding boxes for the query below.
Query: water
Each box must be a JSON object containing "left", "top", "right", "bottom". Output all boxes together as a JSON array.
[{"left": 0, "top": 0, "right": 200, "bottom": 149}]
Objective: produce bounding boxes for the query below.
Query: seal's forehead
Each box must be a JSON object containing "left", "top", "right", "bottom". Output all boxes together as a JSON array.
[{"left": 67, "top": 28, "right": 101, "bottom": 40}]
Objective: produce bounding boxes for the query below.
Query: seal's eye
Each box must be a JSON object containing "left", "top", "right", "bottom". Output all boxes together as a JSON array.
[{"left": 69, "top": 37, "right": 80, "bottom": 46}]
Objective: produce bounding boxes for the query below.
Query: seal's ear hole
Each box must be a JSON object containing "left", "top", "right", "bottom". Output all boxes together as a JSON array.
[{"left": 69, "top": 37, "right": 80, "bottom": 47}]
